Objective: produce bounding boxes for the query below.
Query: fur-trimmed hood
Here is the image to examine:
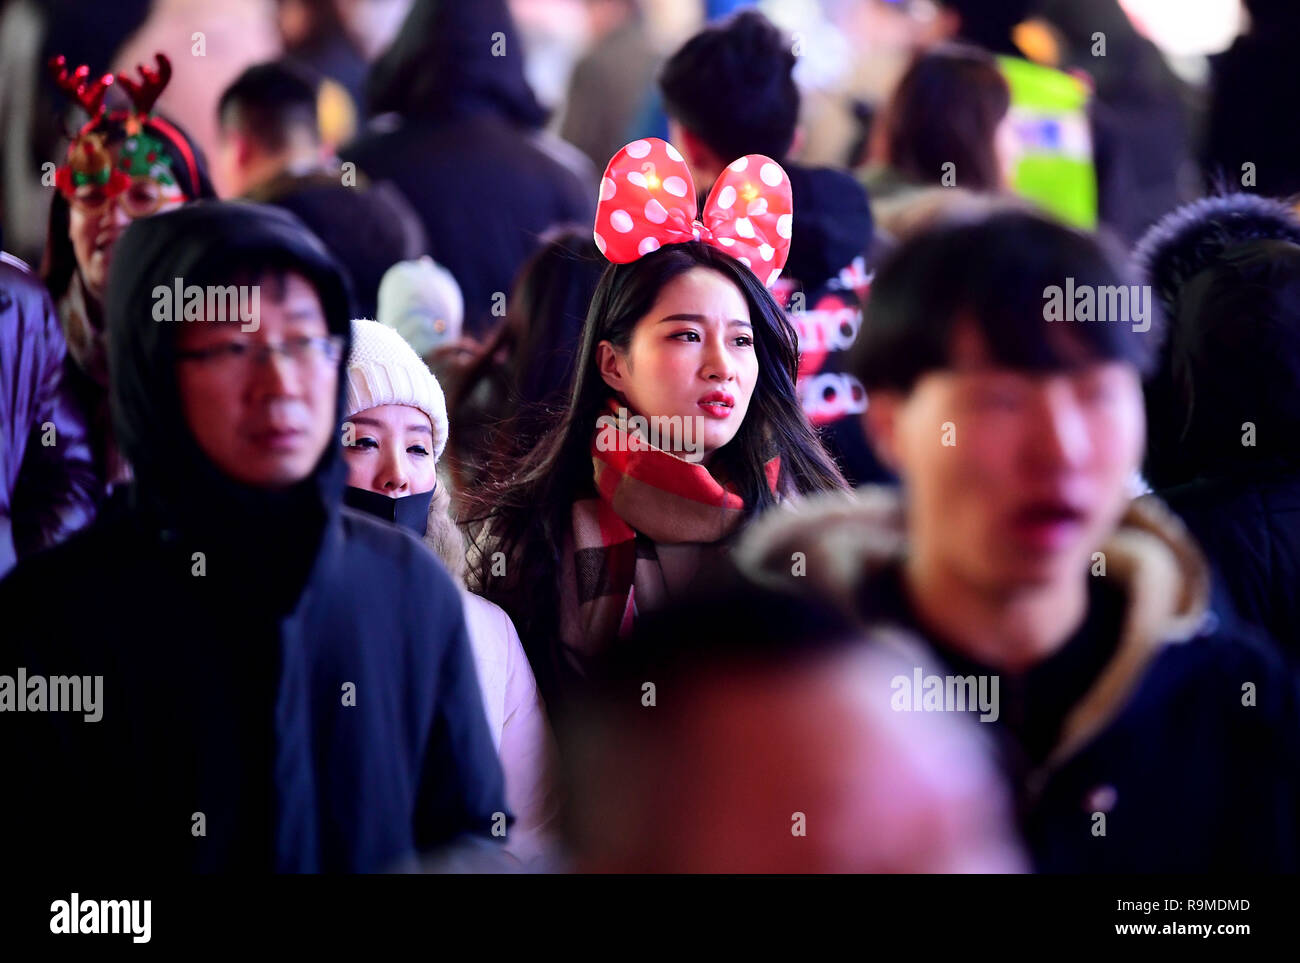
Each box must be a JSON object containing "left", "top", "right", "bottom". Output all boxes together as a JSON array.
[{"left": 734, "top": 485, "right": 1215, "bottom": 771}]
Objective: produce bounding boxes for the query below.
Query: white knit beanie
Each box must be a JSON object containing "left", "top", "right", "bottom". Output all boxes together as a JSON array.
[
  {"left": 376, "top": 256, "right": 464, "bottom": 358},
  {"left": 344, "top": 318, "right": 449, "bottom": 461}
]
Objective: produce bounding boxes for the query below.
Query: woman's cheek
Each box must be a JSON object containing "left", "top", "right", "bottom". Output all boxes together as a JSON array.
[{"left": 411, "top": 455, "right": 438, "bottom": 491}]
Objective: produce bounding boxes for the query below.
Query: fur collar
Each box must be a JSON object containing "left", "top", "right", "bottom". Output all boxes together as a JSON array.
[{"left": 735, "top": 486, "right": 1214, "bottom": 770}]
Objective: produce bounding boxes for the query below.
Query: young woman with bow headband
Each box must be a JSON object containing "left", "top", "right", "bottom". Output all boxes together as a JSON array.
[{"left": 463, "top": 138, "right": 847, "bottom": 711}]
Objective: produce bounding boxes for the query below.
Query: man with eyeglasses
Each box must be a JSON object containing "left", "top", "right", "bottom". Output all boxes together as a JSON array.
[{"left": 0, "top": 201, "right": 509, "bottom": 872}]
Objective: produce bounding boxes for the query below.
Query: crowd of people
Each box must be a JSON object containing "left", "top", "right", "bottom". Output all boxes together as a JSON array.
[{"left": 1, "top": 0, "right": 1298, "bottom": 874}]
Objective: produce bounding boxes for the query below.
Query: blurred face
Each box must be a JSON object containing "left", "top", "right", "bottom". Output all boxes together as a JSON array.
[
  {"left": 575, "top": 647, "right": 1026, "bottom": 873},
  {"left": 68, "top": 169, "right": 186, "bottom": 301},
  {"left": 175, "top": 272, "right": 340, "bottom": 488},
  {"left": 597, "top": 267, "right": 759, "bottom": 462},
  {"left": 342, "top": 404, "right": 438, "bottom": 495},
  {"left": 868, "top": 322, "right": 1144, "bottom": 589}
]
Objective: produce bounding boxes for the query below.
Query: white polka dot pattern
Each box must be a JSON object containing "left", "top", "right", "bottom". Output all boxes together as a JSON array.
[
  {"left": 593, "top": 137, "right": 793, "bottom": 288},
  {"left": 610, "top": 209, "right": 634, "bottom": 233}
]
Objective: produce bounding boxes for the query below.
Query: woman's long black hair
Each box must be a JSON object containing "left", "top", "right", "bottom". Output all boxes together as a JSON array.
[
  {"left": 463, "top": 241, "right": 848, "bottom": 691},
  {"left": 447, "top": 225, "right": 605, "bottom": 490}
]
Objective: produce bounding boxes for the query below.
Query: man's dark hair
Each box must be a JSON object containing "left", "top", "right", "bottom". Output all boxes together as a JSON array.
[
  {"left": 852, "top": 210, "right": 1161, "bottom": 393},
  {"left": 658, "top": 9, "right": 799, "bottom": 163},
  {"left": 218, "top": 60, "right": 320, "bottom": 153}
]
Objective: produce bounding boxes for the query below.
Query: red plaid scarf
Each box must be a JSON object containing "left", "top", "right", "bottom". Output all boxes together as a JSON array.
[{"left": 558, "top": 401, "right": 780, "bottom": 672}]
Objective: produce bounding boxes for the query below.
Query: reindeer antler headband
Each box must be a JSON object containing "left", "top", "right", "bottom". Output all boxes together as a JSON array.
[{"left": 48, "top": 52, "right": 198, "bottom": 202}]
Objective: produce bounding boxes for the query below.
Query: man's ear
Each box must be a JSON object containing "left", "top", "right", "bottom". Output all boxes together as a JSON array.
[
  {"left": 670, "top": 121, "right": 724, "bottom": 188},
  {"left": 596, "top": 340, "right": 627, "bottom": 394},
  {"left": 862, "top": 390, "right": 905, "bottom": 472},
  {"left": 234, "top": 133, "right": 257, "bottom": 170}
]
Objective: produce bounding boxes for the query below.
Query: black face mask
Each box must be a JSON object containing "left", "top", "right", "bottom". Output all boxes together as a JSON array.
[{"left": 343, "top": 484, "right": 435, "bottom": 538}]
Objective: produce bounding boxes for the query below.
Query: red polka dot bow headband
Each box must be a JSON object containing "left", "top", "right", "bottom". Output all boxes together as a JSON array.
[{"left": 593, "top": 137, "right": 794, "bottom": 288}]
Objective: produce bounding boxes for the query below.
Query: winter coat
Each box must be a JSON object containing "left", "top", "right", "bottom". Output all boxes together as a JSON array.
[
  {"left": 1162, "top": 467, "right": 1300, "bottom": 656},
  {"left": 735, "top": 486, "right": 1300, "bottom": 872},
  {"left": 0, "top": 252, "right": 96, "bottom": 576},
  {"left": 0, "top": 202, "right": 506, "bottom": 872},
  {"left": 460, "top": 589, "right": 560, "bottom": 863}
]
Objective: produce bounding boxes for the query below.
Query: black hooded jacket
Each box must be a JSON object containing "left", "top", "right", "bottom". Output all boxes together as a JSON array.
[
  {"left": 0, "top": 201, "right": 506, "bottom": 872},
  {"left": 342, "top": 0, "right": 593, "bottom": 338}
]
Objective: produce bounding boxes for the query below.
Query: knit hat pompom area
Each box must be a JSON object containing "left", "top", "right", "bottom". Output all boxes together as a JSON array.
[
  {"left": 377, "top": 256, "right": 464, "bottom": 358},
  {"left": 344, "top": 318, "right": 449, "bottom": 461}
]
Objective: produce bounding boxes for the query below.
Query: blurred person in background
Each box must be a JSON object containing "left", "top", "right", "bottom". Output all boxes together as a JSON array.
[
  {"left": 738, "top": 210, "right": 1300, "bottom": 871},
  {"left": 111, "top": 0, "right": 281, "bottom": 167},
  {"left": 1035, "top": 0, "right": 1195, "bottom": 244},
  {"left": 659, "top": 9, "right": 884, "bottom": 485},
  {"left": 562, "top": 586, "right": 1027, "bottom": 873},
  {"left": 925, "top": 0, "right": 1097, "bottom": 230},
  {"left": 0, "top": 202, "right": 506, "bottom": 872},
  {"left": 1138, "top": 194, "right": 1300, "bottom": 655},
  {"left": 466, "top": 138, "right": 847, "bottom": 710},
  {"left": 0, "top": 252, "right": 96, "bottom": 577},
  {"left": 341, "top": 318, "right": 559, "bottom": 864},
  {"left": 558, "top": 0, "right": 661, "bottom": 172},
  {"left": 274, "top": 0, "right": 368, "bottom": 133},
  {"left": 41, "top": 54, "right": 215, "bottom": 502},
  {"left": 342, "top": 0, "right": 594, "bottom": 338},
  {"left": 859, "top": 44, "right": 1014, "bottom": 235},
  {"left": 1204, "top": 0, "right": 1300, "bottom": 200},
  {"left": 216, "top": 60, "right": 427, "bottom": 319},
  {"left": 447, "top": 226, "right": 604, "bottom": 497}
]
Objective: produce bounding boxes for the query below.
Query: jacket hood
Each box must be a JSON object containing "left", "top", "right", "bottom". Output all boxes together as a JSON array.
[
  {"left": 734, "top": 485, "right": 1213, "bottom": 769},
  {"left": 105, "top": 201, "right": 354, "bottom": 541},
  {"left": 783, "top": 163, "right": 873, "bottom": 290}
]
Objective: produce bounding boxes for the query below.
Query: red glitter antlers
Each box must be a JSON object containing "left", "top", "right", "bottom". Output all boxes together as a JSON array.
[
  {"left": 48, "top": 56, "right": 114, "bottom": 134},
  {"left": 115, "top": 53, "right": 172, "bottom": 117}
]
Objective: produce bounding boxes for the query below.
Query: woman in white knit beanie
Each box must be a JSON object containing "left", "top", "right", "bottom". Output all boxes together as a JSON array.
[{"left": 341, "top": 317, "right": 558, "bottom": 864}]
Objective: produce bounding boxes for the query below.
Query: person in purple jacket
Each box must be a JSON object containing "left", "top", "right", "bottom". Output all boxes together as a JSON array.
[{"left": 0, "top": 251, "right": 96, "bottom": 577}]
